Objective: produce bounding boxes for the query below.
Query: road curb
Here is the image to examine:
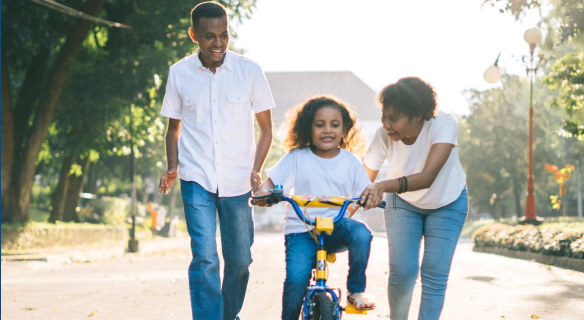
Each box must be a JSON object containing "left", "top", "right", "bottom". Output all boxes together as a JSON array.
[{"left": 473, "top": 246, "right": 584, "bottom": 272}]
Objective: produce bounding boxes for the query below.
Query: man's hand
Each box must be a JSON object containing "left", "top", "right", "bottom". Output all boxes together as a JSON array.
[
  {"left": 159, "top": 169, "right": 178, "bottom": 195},
  {"left": 250, "top": 170, "right": 262, "bottom": 192},
  {"left": 252, "top": 190, "right": 272, "bottom": 207}
]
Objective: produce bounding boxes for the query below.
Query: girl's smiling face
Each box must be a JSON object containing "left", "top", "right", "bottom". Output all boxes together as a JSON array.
[
  {"left": 311, "top": 106, "right": 344, "bottom": 158},
  {"left": 382, "top": 105, "right": 424, "bottom": 145}
]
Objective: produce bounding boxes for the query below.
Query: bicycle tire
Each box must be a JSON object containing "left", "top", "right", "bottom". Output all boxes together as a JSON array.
[{"left": 309, "top": 291, "right": 335, "bottom": 320}]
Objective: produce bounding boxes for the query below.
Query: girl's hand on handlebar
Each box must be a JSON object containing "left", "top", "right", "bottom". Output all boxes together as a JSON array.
[
  {"left": 360, "top": 182, "right": 385, "bottom": 211},
  {"left": 252, "top": 190, "right": 273, "bottom": 207}
]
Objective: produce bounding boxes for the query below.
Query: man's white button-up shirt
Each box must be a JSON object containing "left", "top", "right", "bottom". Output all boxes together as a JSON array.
[{"left": 160, "top": 50, "right": 276, "bottom": 197}]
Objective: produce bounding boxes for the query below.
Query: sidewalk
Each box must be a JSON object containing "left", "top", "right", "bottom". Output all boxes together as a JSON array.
[
  {"left": 1, "top": 235, "right": 190, "bottom": 265},
  {"left": 2, "top": 232, "right": 583, "bottom": 320}
]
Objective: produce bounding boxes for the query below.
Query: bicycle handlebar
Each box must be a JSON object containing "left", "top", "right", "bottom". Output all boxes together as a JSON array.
[{"left": 250, "top": 185, "right": 386, "bottom": 226}]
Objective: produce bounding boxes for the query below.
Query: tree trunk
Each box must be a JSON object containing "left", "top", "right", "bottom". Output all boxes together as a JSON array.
[
  {"left": 2, "top": 0, "right": 107, "bottom": 223},
  {"left": 86, "top": 165, "right": 98, "bottom": 195},
  {"left": 512, "top": 176, "right": 523, "bottom": 218},
  {"left": 49, "top": 153, "right": 75, "bottom": 223},
  {"left": 1, "top": 50, "right": 15, "bottom": 222},
  {"left": 13, "top": 46, "right": 51, "bottom": 154},
  {"left": 62, "top": 157, "right": 91, "bottom": 222}
]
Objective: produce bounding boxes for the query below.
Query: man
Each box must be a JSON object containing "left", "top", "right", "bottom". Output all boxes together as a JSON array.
[{"left": 158, "top": 2, "right": 275, "bottom": 319}]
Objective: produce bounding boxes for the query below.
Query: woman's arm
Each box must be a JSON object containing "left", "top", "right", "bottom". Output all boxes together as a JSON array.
[
  {"left": 361, "top": 143, "right": 454, "bottom": 210},
  {"left": 364, "top": 166, "right": 379, "bottom": 183}
]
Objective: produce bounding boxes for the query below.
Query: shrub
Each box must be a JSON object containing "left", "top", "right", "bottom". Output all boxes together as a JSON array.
[
  {"left": 473, "top": 223, "right": 584, "bottom": 259},
  {"left": 87, "top": 197, "right": 147, "bottom": 225}
]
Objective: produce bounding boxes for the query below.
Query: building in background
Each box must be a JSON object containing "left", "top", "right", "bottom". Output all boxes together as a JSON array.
[
  {"left": 256, "top": 71, "right": 386, "bottom": 233},
  {"left": 265, "top": 71, "right": 382, "bottom": 140}
]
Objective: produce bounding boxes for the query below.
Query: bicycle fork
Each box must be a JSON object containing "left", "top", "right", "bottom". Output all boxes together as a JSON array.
[{"left": 302, "top": 238, "right": 342, "bottom": 320}]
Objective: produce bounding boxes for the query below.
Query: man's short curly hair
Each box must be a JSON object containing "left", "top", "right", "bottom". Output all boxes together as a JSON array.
[
  {"left": 191, "top": 2, "right": 227, "bottom": 31},
  {"left": 283, "top": 95, "right": 366, "bottom": 156},
  {"left": 377, "top": 77, "right": 437, "bottom": 121}
]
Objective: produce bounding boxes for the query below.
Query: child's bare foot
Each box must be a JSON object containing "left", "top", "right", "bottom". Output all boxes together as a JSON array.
[{"left": 347, "top": 292, "right": 376, "bottom": 310}]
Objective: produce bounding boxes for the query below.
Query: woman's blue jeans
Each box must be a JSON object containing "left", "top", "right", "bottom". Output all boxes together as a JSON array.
[
  {"left": 180, "top": 180, "right": 254, "bottom": 320},
  {"left": 282, "top": 218, "right": 373, "bottom": 320},
  {"left": 385, "top": 188, "right": 468, "bottom": 320}
]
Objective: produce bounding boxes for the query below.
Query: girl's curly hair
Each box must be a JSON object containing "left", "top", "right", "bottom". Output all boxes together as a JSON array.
[{"left": 282, "top": 95, "right": 366, "bottom": 156}]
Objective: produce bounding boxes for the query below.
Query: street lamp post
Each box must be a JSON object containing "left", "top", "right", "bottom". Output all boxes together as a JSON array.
[
  {"left": 521, "top": 28, "right": 543, "bottom": 225},
  {"left": 484, "top": 27, "right": 544, "bottom": 224}
]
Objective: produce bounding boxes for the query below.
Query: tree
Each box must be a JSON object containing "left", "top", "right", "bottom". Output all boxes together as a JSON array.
[
  {"left": 2, "top": 0, "right": 257, "bottom": 223},
  {"left": 2, "top": 0, "right": 109, "bottom": 223},
  {"left": 459, "top": 75, "right": 567, "bottom": 218},
  {"left": 482, "top": 0, "right": 584, "bottom": 138}
]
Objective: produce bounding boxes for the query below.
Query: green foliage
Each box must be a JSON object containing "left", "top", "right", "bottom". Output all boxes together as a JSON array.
[
  {"left": 4, "top": 0, "right": 259, "bottom": 221},
  {"left": 544, "top": 53, "right": 584, "bottom": 114},
  {"left": 88, "top": 196, "right": 147, "bottom": 225},
  {"left": 460, "top": 76, "right": 554, "bottom": 218},
  {"left": 482, "top": 0, "right": 584, "bottom": 138},
  {"left": 543, "top": 52, "right": 584, "bottom": 140}
]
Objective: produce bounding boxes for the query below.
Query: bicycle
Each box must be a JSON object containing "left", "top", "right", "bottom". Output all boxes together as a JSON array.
[{"left": 250, "top": 184, "right": 385, "bottom": 320}]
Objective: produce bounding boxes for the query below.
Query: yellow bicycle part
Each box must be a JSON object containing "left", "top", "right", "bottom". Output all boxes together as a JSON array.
[
  {"left": 344, "top": 304, "right": 368, "bottom": 314},
  {"left": 326, "top": 252, "right": 336, "bottom": 263},
  {"left": 290, "top": 195, "right": 351, "bottom": 207},
  {"left": 316, "top": 249, "right": 328, "bottom": 280},
  {"left": 315, "top": 216, "right": 334, "bottom": 235}
]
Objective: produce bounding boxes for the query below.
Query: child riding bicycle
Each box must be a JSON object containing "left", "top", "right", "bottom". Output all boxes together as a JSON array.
[{"left": 254, "top": 95, "right": 376, "bottom": 320}]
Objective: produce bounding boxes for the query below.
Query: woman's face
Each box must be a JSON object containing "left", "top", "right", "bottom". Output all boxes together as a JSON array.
[{"left": 381, "top": 105, "right": 424, "bottom": 145}]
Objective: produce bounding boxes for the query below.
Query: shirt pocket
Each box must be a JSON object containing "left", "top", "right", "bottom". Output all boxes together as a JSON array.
[
  {"left": 227, "top": 91, "right": 249, "bottom": 123},
  {"left": 181, "top": 94, "right": 203, "bottom": 126}
]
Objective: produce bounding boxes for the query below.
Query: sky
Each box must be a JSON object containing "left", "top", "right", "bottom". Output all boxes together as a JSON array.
[{"left": 232, "top": 0, "right": 544, "bottom": 115}]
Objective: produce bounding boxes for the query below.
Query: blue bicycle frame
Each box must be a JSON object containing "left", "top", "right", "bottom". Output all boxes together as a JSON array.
[{"left": 251, "top": 185, "right": 385, "bottom": 319}]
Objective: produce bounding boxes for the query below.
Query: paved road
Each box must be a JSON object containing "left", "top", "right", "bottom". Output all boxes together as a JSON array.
[{"left": 2, "top": 232, "right": 583, "bottom": 319}]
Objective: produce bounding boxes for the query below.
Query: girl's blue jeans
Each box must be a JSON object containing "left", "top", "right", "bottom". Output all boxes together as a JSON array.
[
  {"left": 180, "top": 180, "right": 254, "bottom": 320},
  {"left": 282, "top": 218, "right": 373, "bottom": 320},
  {"left": 385, "top": 188, "right": 468, "bottom": 320}
]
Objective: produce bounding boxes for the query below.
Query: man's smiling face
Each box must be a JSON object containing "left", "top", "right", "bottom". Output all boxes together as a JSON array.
[{"left": 189, "top": 16, "right": 229, "bottom": 71}]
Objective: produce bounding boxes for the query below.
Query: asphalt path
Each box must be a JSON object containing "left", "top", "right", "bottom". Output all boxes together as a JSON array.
[{"left": 2, "top": 232, "right": 583, "bottom": 319}]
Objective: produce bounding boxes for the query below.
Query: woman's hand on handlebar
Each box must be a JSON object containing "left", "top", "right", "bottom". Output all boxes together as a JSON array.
[{"left": 360, "top": 182, "right": 386, "bottom": 211}]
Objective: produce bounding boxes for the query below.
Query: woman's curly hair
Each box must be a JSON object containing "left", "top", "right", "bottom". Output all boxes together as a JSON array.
[
  {"left": 377, "top": 77, "right": 437, "bottom": 121},
  {"left": 282, "top": 95, "right": 366, "bottom": 156}
]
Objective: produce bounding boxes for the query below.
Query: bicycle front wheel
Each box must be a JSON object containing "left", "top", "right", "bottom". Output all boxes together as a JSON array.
[{"left": 310, "top": 291, "right": 335, "bottom": 320}]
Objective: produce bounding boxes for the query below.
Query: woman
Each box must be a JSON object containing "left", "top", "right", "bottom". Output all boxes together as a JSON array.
[{"left": 360, "top": 77, "right": 468, "bottom": 320}]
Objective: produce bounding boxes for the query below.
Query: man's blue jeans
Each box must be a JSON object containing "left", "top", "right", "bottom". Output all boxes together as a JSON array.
[
  {"left": 282, "top": 218, "right": 373, "bottom": 320},
  {"left": 180, "top": 180, "right": 254, "bottom": 320},
  {"left": 385, "top": 188, "right": 468, "bottom": 320}
]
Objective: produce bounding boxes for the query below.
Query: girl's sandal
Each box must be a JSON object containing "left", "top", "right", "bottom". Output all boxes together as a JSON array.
[{"left": 347, "top": 292, "right": 376, "bottom": 310}]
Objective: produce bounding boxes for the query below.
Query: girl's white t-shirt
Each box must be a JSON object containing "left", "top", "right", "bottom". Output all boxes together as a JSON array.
[
  {"left": 363, "top": 111, "right": 466, "bottom": 209},
  {"left": 266, "top": 148, "right": 372, "bottom": 235}
]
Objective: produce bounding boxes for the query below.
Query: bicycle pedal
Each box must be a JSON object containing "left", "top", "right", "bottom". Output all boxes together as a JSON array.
[{"left": 344, "top": 304, "right": 367, "bottom": 314}]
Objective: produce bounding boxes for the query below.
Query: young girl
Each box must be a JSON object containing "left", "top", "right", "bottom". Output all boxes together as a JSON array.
[{"left": 254, "top": 95, "right": 376, "bottom": 320}]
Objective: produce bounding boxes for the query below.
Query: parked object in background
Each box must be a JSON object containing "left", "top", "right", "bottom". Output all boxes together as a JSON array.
[{"left": 147, "top": 202, "right": 177, "bottom": 237}]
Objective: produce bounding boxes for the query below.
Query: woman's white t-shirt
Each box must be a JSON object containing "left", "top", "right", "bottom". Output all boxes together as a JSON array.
[
  {"left": 266, "top": 148, "right": 372, "bottom": 235},
  {"left": 363, "top": 111, "right": 466, "bottom": 209}
]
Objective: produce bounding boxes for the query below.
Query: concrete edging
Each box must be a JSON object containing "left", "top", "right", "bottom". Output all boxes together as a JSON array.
[{"left": 473, "top": 246, "right": 584, "bottom": 272}]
